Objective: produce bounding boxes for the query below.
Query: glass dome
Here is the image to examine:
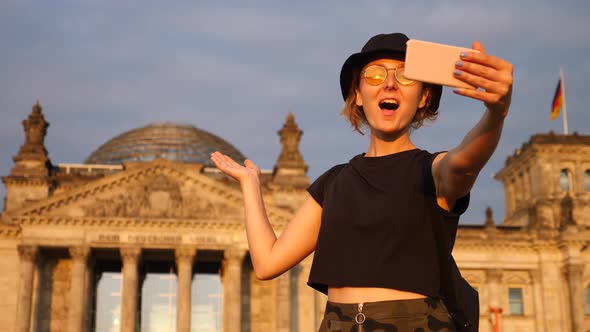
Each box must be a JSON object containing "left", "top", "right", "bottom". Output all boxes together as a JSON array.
[{"left": 85, "top": 122, "right": 245, "bottom": 166}]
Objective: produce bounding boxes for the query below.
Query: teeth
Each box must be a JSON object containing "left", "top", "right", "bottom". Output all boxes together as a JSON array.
[
  {"left": 382, "top": 99, "right": 398, "bottom": 105},
  {"left": 379, "top": 99, "right": 399, "bottom": 111}
]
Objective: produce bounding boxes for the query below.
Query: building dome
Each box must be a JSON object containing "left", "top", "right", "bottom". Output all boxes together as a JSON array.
[{"left": 85, "top": 122, "right": 246, "bottom": 166}]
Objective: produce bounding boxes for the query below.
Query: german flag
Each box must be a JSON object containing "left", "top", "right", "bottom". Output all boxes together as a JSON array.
[{"left": 551, "top": 78, "right": 563, "bottom": 120}]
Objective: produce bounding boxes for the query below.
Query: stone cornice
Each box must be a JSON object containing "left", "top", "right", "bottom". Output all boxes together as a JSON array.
[
  {"left": 0, "top": 225, "right": 21, "bottom": 238},
  {"left": 529, "top": 132, "right": 590, "bottom": 145},
  {"left": 11, "top": 215, "right": 287, "bottom": 231},
  {"left": 453, "top": 227, "right": 580, "bottom": 251},
  {"left": 454, "top": 232, "right": 590, "bottom": 260},
  {"left": 559, "top": 231, "right": 590, "bottom": 242},
  {"left": 2, "top": 175, "right": 51, "bottom": 187},
  {"left": 454, "top": 240, "right": 538, "bottom": 251},
  {"left": 456, "top": 223, "right": 589, "bottom": 243},
  {"left": 457, "top": 227, "right": 530, "bottom": 240},
  {"left": 14, "top": 216, "right": 236, "bottom": 229}
]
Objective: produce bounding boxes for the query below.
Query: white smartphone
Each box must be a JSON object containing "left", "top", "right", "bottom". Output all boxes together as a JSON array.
[{"left": 404, "top": 39, "right": 479, "bottom": 89}]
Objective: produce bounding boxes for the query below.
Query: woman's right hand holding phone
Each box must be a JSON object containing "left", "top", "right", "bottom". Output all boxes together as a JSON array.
[{"left": 452, "top": 41, "right": 514, "bottom": 118}]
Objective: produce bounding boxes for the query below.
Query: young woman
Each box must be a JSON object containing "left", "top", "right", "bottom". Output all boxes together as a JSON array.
[{"left": 211, "top": 33, "right": 513, "bottom": 332}]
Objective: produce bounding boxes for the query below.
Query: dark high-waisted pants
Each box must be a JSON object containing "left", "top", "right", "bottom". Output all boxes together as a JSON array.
[{"left": 318, "top": 297, "right": 457, "bottom": 332}]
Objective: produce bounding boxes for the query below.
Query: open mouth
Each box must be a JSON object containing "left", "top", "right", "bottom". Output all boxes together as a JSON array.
[{"left": 379, "top": 99, "right": 399, "bottom": 111}]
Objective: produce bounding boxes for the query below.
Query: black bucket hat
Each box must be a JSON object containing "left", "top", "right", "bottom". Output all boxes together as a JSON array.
[{"left": 339, "top": 33, "right": 442, "bottom": 110}]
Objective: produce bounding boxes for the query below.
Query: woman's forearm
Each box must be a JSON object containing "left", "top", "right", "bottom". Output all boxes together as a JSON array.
[
  {"left": 239, "top": 175, "right": 280, "bottom": 279},
  {"left": 435, "top": 107, "right": 507, "bottom": 202},
  {"left": 444, "top": 41, "right": 512, "bottom": 179},
  {"left": 448, "top": 108, "right": 506, "bottom": 174},
  {"left": 210, "top": 152, "right": 320, "bottom": 280}
]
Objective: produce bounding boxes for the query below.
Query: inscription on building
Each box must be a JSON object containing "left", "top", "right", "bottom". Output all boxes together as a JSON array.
[
  {"left": 128, "top": 234, "right": 182, "bottom": 244},
  {"left": 97, "top": 234, "right": 120, "bottom": 243},
  {"left": 90, "top": 233, "right": 227, "bottom": 245}
]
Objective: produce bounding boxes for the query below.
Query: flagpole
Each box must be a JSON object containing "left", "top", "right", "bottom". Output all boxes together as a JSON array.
[{"left": 560, "top": 66, "right": 569, "bottom": 135}]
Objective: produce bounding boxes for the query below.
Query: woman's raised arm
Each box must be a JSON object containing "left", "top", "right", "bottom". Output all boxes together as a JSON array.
[
  {"left": 433, "top": 41, "right": 514, "bottom": 209},
  {"left": 210, "top": 151, "right": 322, "bottom": 280}
]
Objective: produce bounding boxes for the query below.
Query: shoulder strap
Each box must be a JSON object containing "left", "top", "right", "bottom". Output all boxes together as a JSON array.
[{"left": 426, "top": 152, "right": 478, "bottom": 331}]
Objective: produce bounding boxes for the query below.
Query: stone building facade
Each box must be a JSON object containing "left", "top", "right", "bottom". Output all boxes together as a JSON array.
[{"left": 0, "top": 103, "right": 589, "bottom": 332}]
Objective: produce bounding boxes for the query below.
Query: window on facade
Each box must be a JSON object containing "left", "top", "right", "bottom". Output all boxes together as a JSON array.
[
  {"left": 92, "top": 262, "right": 123, "bottom": 332},
  {"left": 141, "top": 262, "right": 178, "bottom": 332},
  {"left": 585, "top": 170, "right": 590, "bottom": 191},
  {"left": 585, "top": 286, "right": 590, "bottom": 315},
  {"left": 508, "top": 288, "right": 524, "bottom": 315},
  {"left": 560, "top": 169, "right": 571, "bottom": 191},
  {"left": 192, "top": 262, "right": 223, "bottom": 332}
]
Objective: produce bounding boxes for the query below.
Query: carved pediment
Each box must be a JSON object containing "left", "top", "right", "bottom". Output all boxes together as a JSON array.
[
  {"left": 81, "top": 173, "right": 228, "bottom": 219},
  {"left": 7, "top": 160, "right": 244, "bottom": 220},
  {"left": 5, "top": 160, "right": 293, "bottom": 226}
]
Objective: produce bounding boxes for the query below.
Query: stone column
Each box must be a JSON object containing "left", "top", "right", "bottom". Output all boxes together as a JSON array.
[
  {"left": 487, "top": 268, "right": 503, "bottom": 307},
  {"left": 67, "top": 246, "right": 90, "bottom": 332},
  {"left": 538, "top": 256, "right": 567, "bottom": 331},
  {"left": 276, "top": 272, "right": 290, "bottom": 332},
  {"left": 515, "top": 176, "right": 523, "bottom": 208},
  {"left": 175, "top": 247, "right": 196, "bottom": 332},
  {"left": 120, "top": 247, "right": 141, "bottom": 332},
  {"left": 315, "top": 291, "right": 328, "bottom": 329},
  {"left": 222, "top": 248, "right": 245, "bottom": 332},
  {"left": 486, "top": 268, "right": 503, "bottom": 332},
  {"left": 530, "top": 269, "right": 546, "bottom": 332},
  {"left": 523, "top": 169, "right": 531, "bottom": 200},
  {"left": 506, "top": 181, "right": 515, "bottom": 217},
  {"left": 84, "top": 259, "right": 95, "bottom": 332},
  {"left": 297, "top": 256, "right": 316, "bottom": 332},
  {"left": 15, "top": 245, "right": 38, "bottom": 332},
  {"left": 564, "top": 264, "right": 584, "bottom": 332}
]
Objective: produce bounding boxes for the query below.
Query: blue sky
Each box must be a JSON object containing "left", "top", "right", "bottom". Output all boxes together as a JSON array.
[{"left": 1, "top": 0, "right": 589, "bottom": 223}]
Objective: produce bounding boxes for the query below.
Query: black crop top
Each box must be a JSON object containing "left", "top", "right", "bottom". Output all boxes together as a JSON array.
[{"left": 306, "top": 149, "right": 469, "bottom": 297}]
